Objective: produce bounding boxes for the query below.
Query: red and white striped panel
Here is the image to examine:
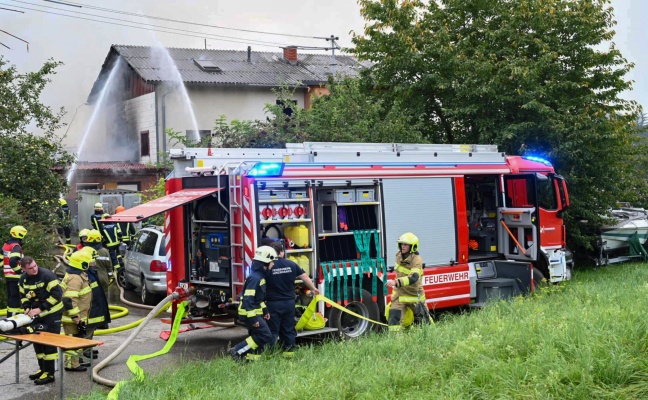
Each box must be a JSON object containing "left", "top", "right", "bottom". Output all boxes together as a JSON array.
[{"left": 164, "top": 211, "right": 172, "bottom": 269}]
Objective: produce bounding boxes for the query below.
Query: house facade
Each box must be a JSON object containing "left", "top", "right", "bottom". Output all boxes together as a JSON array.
[{"left": 86, "top": 44, "right": 366, "bottom": 165}]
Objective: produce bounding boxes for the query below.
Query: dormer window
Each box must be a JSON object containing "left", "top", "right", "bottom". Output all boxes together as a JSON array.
[{"left": 193, "top": 59, "right": 221, "bottom": 72}]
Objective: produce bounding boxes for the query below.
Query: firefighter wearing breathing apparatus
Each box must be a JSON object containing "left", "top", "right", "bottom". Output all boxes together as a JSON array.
[
  {"left": 228, "top": 246, "right": 277, "bottom": 362},
  {"left": 86, "top": 230, "right": 112, "bottom": 296},
  {"left": 19, "top": 256, "right": 64, "bottom": 385},
  {"left": 100, "top": 213, "right": 122, "bottom": 273},
  {"left": 3, "top": 225, "right": 27, "bottom": 316},
  {"left": 386, "top": 232, "right": 425, "bottom": 333},
  {"left": 61, "top": 250, "right": 93, "bottom": 372}
]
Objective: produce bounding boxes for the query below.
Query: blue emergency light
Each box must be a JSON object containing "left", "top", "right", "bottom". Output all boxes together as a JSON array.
[
  {"left": 248, "top": 162, "right": 284, "bottom": 177},
  {"left": 523, "top": 155, "right": 552, "bottom": 166}
]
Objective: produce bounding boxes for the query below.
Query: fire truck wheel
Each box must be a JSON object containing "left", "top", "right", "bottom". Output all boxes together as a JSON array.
[
  {"left": 532, "top": 268, "right": 546, "bottom": 287},
  {"left": 140, "top": 275, "right": 158, "bottom": 306},
  {"left": 117, "top": 269, "right": 135, "bottom": 290},
  {"left": 328, "top": 288, "right": 379, "bottom": 338}
]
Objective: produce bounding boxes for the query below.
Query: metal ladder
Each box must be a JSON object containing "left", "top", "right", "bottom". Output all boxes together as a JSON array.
[{"left": 226, "top": 161, "right": 249, "bottom": 288}]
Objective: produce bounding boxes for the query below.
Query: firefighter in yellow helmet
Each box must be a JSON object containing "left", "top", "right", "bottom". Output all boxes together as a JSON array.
[
  {"left": 56, "top": 199, "right": 72, "bottom": 244},
  {"left": 77, "top": 228, "right": 90, "bottom": 251},
  {"left": 3, "top": 225, "right": 27, "bottom": 316},
  {"left": 90, "top": 203, "right": 104, "bottom": 232},
  {"left": 61, "top": 250, "right": 93, "bottom": 372},
  {"left": 86, "top": 230, "right": 112, "bottom": 296},
  {"left": 386, "top": 232, "right": 425, "bottom": 332},
  {"left": 77, "top": 246, "right": 110, "bottom": 357}
]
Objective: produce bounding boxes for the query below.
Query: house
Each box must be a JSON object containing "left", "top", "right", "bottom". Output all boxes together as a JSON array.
[{"left": 84, "top": 44, "right": 367, "bottom": 166}]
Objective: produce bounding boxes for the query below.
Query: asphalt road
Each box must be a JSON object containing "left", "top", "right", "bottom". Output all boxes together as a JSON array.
[{"left": 0, "top": 284, "right": 249, "bottom": 400}]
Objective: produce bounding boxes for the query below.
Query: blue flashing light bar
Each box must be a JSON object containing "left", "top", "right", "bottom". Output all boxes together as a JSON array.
[
  {"left": 522, "top": 155, "right": 552, "bottom": 166},
  {"left": 248, "top": 162, "right": 284, "bottom": 177}
]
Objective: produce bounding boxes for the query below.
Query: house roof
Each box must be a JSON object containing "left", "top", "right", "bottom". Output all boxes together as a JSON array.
[{"left": 88, "top": 45, "right": 369, "bottom": 102}]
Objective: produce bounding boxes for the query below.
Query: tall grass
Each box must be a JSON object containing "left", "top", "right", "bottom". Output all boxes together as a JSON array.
[{"left": 78, "top": 264, "right": 648, "bottom": 400}]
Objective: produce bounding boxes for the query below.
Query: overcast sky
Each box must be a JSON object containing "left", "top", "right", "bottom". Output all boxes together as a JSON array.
[{"left": 1, "top": 0, "right": 646, "bottom": 148}]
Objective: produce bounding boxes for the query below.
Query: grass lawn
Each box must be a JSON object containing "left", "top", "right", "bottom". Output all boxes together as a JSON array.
[{"left": 77, "top": 263, "right": 648, "bottom": 400}]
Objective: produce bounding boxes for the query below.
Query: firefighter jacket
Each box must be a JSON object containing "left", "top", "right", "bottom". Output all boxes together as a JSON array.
[
  {"left": 86, "top": 267, "right": 110, "bottom": 327},
  {"left": 18, "top": 267, "right": 64, "bottom": 318},
  {"left": 117, "top": 221, "right": 136, "bottom": 243},
  {"left": 60, "top": 267, "right": 91, "bottom": 334},
  {"left": 57, "top": 205, "right": 71, "bottom": 228},
  {"left": 392, "top": 251, "right": 425, "bottom": 303},
  {"left": 101, "top": 222, "right": 122, "bottom": 248},
  {"left": 92, "top": 244, "right": 112, "bottom": 292},
  {"left": 90, "top": 212, "right": 103, "bottom": 232},
  {"left": 237, "top": 261, "right": 268, "bottom": 324},
  {"left": 2, "top": 239, "right": 23, "bottom": 280}
]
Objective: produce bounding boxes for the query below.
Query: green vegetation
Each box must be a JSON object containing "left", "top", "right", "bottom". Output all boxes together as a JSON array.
[{"left": 76, "top": 264, "right": 648, "bottom": 399}]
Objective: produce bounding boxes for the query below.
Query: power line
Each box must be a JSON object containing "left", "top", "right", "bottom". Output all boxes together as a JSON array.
[
  {"left": 36, "top": 0, "right": 321, "bottom": 40},
  {"left": 2, "top": 1, "right": 303, "bottom": 49},
  {"left": 0, "top": 5, "right": 23, "bottom": 12}
]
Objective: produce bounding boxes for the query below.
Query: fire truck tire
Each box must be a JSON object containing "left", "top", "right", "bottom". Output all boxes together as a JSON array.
[
  {"left": 117, "top": 269, "right": 135, "bottom": 290},
  {"left": 532, "top": 268, "right": 546, "bottom": 287},
  {"left": 328, "top": 288, "right": 379, "bottom": 338},
  {"left": 140, "top": 275, "right": 159, "bottom": 306}
]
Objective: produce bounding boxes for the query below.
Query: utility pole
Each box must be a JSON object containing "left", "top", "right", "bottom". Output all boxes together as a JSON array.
[{"left": 325, "top": 35, "right": 340, "bottom": 76}]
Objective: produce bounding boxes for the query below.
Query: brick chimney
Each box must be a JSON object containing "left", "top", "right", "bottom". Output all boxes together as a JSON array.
[{"left": 283, "top": 46, "right": 298, "bottom": 63}]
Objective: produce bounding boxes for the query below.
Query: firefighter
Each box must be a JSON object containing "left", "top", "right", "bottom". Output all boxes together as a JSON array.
[
  {"left": 61, "top": 250, "right": 93, "bottom": 372},
  {"left": 100, "top": 213, "right": 122, "bottom": 274},
  {"left": 262, "top": 240, "right": 319, "bottom": 358},
  {"left": 3, "top": 225, "right": 27, "bottom": 316},
  {"left": 77, "top": 228, "right": 90, "bottom": 251},
  {"left": 90, "top": 203, "right": 104, "bottom": 232},
  {"left": 19, "top": 256, "right": 64, "bottom": 385},
  {"left": 78, "top": 246, "right": 110, "bottom": 359},
  {"left": 228, "top": 246, "right": 277, "bottom": 362},
  {"left": 386, "top": 232, "right": 425, "bottom": 333},
  {"left": 115, "top": 206, "right": 136, "bottom": 246},
  {"left": 86, "top": 230, "right": 113, "bottom": 296},
  {"left": 56, "top": 199, "right": 72, "bottom": 244}
]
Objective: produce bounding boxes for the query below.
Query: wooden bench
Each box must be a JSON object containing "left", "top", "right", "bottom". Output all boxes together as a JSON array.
[{"left": 1, "top": 332, "right": 102, "bottom": 399}]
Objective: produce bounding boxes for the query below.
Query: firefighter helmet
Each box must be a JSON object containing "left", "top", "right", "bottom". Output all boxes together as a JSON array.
[
  {"left": 253, "top": 246, "right": 277, "bottom": 263},
  {"left": 78, "top": 228, "right": 90, "bottom": 239},
  {"left": 86, "top": 230, "right": 102, "bottom": 243},
  {"left": 59, "top": 199, "right": 67, "bottom": 206},
  {"left": 115, "top": 205, "right": 126, "bottom": 213},
  {"left": 102, "top": 213, "right": 111, "bottom": 219},
  {"left": 67, "top": 250, "right": 93, "bottom": 270},
  {"left": 78, "top": 246, "right": 98, "bottom": 261},
  {"left": 10, "top": 226, "right": 27, "bottom": 240},
  {"left": 397, "top": 232, "right": 419, "bottom": 253},
  {"left": 94, "top": 202, "right": 103, "bottom": 210}
]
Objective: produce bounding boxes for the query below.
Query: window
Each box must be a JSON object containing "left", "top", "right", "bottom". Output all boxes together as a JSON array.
[
  {"left": 537, "top": 175, "right": 558, "bottom": 210},
  {"left": 138, "top": 231, "right": 159, "bottom": 256},
  {"left": 140, "top": 131, "right": 150, "bottom": 157},
  {"left": 193, "top": 59, "right": 222, "bottom": 72}
]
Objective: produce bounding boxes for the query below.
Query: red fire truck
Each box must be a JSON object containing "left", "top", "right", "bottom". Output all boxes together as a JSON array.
[{"left": 109, "top": 142, "right": 571, "bottom": 337}]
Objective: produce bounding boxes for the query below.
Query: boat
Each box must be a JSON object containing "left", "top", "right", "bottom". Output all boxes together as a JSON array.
[{"left": 599, "top": 206, "right": 648, "bottom": 251}]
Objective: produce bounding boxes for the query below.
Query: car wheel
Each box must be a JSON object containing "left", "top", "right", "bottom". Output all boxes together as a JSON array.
[
  {"left": 117, "top": 268, "right": 135, "bottom": 290},
  {"left": 140, "top": 275, "right": 157, "bottom": 305}
]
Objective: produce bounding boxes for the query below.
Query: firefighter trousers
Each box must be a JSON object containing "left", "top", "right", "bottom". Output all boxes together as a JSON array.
[
  {"left": 266, "top": 299, "right": 297, "bottom": 352},
  {"left": 5, "top": 279, "right": 21, "bottom": 315},
  {"left": 32, "top": 312, "right": 62, "bottom": 375},
  {"left": 232, "top": 318, "right": 272, "bottom": 360}
]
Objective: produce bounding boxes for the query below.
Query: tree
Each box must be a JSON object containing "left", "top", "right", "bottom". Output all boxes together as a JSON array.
[
  {"left": 0, "top": 57, "right": 74, "bottom": 223},
  {"left": 353, "top": 0, "right": 648, "bottom": 250}
]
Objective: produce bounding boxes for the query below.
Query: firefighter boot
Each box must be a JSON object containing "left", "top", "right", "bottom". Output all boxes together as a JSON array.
[
  {"left": 228, "top": 348, "right": 243, "bottom": 362},
  {"left": 29, "top": 359, "right": 44, "bottom": 380},
  {"left": 34, "top": 372, "right": 55, "bottom": 385}
]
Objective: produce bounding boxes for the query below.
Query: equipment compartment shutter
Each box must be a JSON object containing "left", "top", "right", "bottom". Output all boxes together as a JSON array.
[
  {"left": 105, "top": 188, "right": 222, "bottom": 223},
  {"left": 382, "top": 178, "right": 456, "bottom": 267}
]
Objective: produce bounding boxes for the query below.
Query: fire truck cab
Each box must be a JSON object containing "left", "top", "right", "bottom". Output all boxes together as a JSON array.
[{"left": 109, "top": 142, "right": 571, "bottom": 337}]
